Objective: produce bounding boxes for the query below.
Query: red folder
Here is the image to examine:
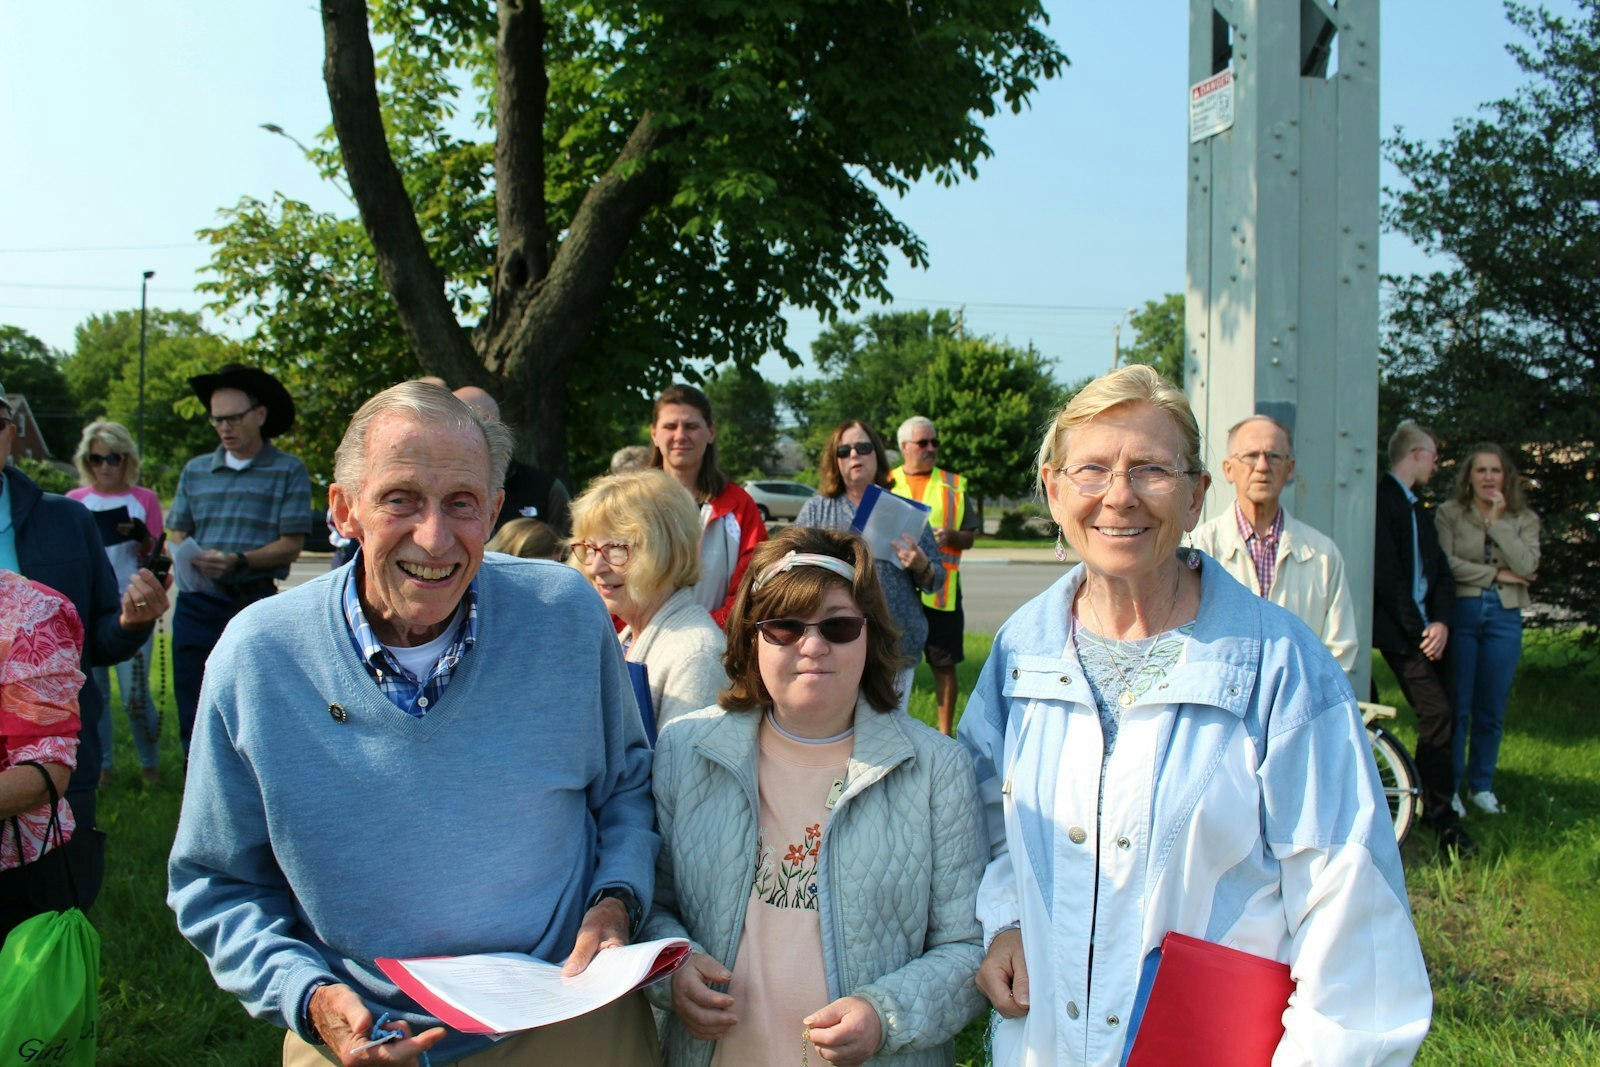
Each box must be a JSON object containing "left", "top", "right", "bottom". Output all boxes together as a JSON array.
[{"left": 1122, "top": 931, "right": 1295, "bottom": 1067}]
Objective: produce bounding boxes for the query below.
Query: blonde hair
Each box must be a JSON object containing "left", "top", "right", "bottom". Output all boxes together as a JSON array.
[
  {"left": 73, "top": 420, "right": 141, "bottom": 487},
  {"left": 487, "top": 517, "right": 564, "bottom": 560},
  {"left": 569, "top": 468, "right": 702, "bottom": 602},
  {"left": 1036, "top": 364, "right": 1202, "bottom": 495},
  {"left": 1387, "top": 420, "right": 1437, "bottom": 467},
  {"left": 1452, "top": 442, "right": 1529, "bottom": 514}
]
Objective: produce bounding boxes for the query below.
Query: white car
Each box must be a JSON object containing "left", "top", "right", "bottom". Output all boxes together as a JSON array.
[{"left": 742, "top": 479, "right": 816, "bottom": 522}]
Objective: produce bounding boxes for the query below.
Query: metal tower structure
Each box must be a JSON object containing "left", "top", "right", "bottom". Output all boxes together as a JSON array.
[{"left": 1186, "top": 0, "right": 1380, "bottom": 695}]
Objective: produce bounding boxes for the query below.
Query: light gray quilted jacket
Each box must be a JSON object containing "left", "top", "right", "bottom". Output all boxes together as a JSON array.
[{"left": 641, "top": 700, "right": 987, "bottom": 1066}]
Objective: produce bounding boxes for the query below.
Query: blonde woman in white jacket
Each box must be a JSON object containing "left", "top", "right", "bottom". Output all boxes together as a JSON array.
[{"left": 569, "top": 469, "right": 726, "bottom": 732}]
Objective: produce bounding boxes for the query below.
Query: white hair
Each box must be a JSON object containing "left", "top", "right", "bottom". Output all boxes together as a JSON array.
[
  {"left": 334, "top": 381, "right": 514, "bottom": 492},
  {"left": 897, "top": 415, "right": 935, "bottom": 447}
]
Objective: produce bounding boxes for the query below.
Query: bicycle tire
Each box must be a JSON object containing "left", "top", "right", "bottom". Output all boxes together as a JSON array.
[{"left": 1368, "top": 725, "right": 1422, "bottom": 847}]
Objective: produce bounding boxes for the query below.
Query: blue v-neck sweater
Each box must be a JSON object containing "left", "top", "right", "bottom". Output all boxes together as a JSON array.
[{"left": 168, "top": 556, "right": 657, "bottom": 1060}]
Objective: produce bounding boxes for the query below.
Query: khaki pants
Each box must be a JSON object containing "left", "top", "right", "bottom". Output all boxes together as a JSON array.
[{"left": 282, "top": 992, "right": 660, "bottom": 1066}]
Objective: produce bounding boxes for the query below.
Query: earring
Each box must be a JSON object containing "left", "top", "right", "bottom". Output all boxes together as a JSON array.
[
  {"left": 1054, "top": 530, "right": 1068, "bottom": 563},
  {"left": 1183, "top": 546, "right": 1202, "bottom": 571}
]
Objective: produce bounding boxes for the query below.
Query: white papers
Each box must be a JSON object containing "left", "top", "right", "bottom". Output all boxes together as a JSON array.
[
  {"left": 850, "top": 484, "right": 931, "bottom": 566},
  {"left": 377, "top": 938, "right": 691, "bottom": 1035},
  {"left": 171, "top": 538, "right": 223, "bottom": 597}
]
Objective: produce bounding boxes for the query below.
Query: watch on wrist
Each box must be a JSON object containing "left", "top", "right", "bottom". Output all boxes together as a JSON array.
[
  {"left": 234, "top": 551, "right": 249, "bottom": 575},
  {"left": 588, "top": 886, "right": 643, "bottom": 939}
]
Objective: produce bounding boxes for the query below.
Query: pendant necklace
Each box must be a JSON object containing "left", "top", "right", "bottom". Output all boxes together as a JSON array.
[{"left": 1081, "top": 570, "right": 1182, "bottom": 708}]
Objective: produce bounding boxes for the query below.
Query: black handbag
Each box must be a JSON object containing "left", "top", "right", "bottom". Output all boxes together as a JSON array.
[{"left": 0, "top": 761, "right": 80, "bottom": 916}]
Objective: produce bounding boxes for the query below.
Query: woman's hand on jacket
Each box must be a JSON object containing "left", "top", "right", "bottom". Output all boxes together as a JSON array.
[
  {"left": 976, "top": 928, "right": 1030, "bottom": 1018},
  {"left": 671, "top": 952, "right": 738, "bottom": 1040},
  {"left": 804, "top": 995, "right": 882, "bottom": 1065}
]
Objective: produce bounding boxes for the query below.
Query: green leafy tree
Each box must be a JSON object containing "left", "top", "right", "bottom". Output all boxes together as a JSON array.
[
  {"left": 1120, "top": 293, "right": 1185, "bottom": 386},
  {"left": 203, "top": 0, "right": 1065, "bottom": 481},
  {"left": 1383, "top": 0, "right": 1600, "bottom": 631},
  {"left": 0, "top": 325, "right": 80, "bottom": 459},
  {"left": 794, "top": 309, "right": 1056, "bottom": 500},
  {"left": 702, "top": 363, "right": 779, "bottom": 481}
]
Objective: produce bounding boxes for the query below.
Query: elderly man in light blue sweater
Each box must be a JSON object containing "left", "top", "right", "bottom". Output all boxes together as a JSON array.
[{"left": 168, "top": 382, "right": 660, "bottom": 1066}]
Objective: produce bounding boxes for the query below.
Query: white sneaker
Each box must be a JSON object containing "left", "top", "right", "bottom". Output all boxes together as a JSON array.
[
  {"left": 1469, "top": 790, "right": 1503, "bottom": 815},
  {"left": 1451, "top": 793, "right": 1467, "bottom": 818}
]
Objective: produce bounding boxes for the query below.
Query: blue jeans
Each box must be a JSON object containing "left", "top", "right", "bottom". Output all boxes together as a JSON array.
[
  {"left": 93, "top": 636, "right": 161, "bottom": 770},
  {"left": 174, "top": 590, "right": 270, "bottom": 753},
  {"left": 1451, "top": 588, "right": 1523, "bottom": 794}
]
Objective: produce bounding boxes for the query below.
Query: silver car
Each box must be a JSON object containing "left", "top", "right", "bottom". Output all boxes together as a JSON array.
[{"left": 742, "top": 479, "right": 817, "bottom": 522}]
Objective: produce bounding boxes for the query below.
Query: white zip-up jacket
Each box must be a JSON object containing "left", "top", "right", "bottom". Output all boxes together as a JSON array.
[{"left": 958, "top": 558, "right": 1431, "bottom": 1066}]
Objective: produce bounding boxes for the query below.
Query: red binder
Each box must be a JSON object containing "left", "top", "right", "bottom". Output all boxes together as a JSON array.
[{"left": 1122, "top": 931, "right": 1295, "bottom": 1067}]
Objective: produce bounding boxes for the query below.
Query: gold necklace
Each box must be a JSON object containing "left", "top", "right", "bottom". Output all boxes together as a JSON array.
[{"left": 1080, "top": 570, "right": 1183, "bottom": 708}]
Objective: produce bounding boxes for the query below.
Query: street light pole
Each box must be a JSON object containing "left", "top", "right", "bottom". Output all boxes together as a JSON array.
[
  {"left": 138, "top": 270, "right": 154, "bottom": 456},
  {"left": 1110, "top": 306, "right": 1137, "bottom": 372}
]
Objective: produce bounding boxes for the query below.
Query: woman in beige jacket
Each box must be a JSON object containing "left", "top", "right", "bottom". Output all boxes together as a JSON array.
[{"left": 1435, "top": 443, "right": 1540, "bottom": 816}]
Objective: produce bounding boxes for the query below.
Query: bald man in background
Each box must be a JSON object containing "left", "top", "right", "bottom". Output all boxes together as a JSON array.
[{"left": 453, "top": 386, "right": 572, "bottom": 537}]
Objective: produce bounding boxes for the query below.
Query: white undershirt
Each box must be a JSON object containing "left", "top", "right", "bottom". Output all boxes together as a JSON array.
[{"left": 380, "top": 607, "right": 462, "bottom": 681}]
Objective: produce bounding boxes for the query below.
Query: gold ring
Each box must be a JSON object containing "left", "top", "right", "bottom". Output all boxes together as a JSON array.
[{"left": 135, "top": 599, "right": 149, "bottom": 610}]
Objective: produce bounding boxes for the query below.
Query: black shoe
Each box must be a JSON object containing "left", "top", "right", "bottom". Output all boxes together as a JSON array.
[{"left": 1436, "top": 822, "right": 1479, "bottom": 859}]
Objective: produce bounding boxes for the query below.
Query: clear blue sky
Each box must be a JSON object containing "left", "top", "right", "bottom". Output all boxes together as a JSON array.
[{"left": 0, "top": 1, "right": 1578, "bottom": 386}]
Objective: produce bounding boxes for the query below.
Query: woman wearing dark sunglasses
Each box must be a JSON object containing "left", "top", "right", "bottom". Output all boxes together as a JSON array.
[
  {"left": 68, "top": 420, "right": 164, "bottom": 784},
  {"left": 642, "top": 526, "right": 985, "bottom": 1067},
  {"left": 794, "top": 421, "right": 943, "bottom": 712}
]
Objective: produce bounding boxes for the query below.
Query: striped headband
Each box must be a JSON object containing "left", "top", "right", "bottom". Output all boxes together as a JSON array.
[{"left": 751, "top": 551, "right": 856, "bottom": 591}]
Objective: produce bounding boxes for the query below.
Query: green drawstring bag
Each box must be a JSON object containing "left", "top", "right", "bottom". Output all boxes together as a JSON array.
[
  {"left": 0, "top": 907, "right": 100, "bottom": 1066},
  {"left": 0, "top": 762, "right": 100, "bottom": 1066}
]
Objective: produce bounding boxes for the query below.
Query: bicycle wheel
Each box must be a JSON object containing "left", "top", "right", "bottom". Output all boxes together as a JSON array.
[{"left": 1369, "top": 725, "right": 1422, "bottom": 847}]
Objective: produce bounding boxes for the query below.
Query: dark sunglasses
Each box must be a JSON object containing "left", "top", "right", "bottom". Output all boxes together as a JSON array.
[
  {"left": 834, "top": 442, "right": 875, "bottom": 458},
  {"left": 88, "top": 452, "right": 125, "bottom": 466},
  {"left": 754, "top": 616, "right": 868, "bottom": 646},
  {"left": 908, "top": 437, "right": 938, "bottom": 449}
]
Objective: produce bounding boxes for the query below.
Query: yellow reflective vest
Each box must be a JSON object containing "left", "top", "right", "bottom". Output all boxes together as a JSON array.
[{"left": 888, "top": 465, "right": 967, "bottom": 611}]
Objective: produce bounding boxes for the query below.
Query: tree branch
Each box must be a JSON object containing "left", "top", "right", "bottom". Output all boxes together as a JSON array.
[
  {"left": 320, "top": 0, "right": 482, "bottom": 386},
  {"left": 491, "top": 0, "right": 550, "bottom": 321}
]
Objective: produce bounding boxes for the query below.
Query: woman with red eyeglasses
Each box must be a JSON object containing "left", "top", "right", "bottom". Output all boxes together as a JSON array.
[
  {"left": 68, "top": 421, "right": 163, "bottom": 784},
  {"left": 642, "top": 526, "right": 984, "bottom": 1067},
  {"left": 795, "top": 421, "right": 943, "bottom": 712}
]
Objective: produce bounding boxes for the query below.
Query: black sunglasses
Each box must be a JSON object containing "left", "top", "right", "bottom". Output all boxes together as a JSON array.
[
  {"left": 908, "top": 437, "right": 938, "bottom": 449},
  {"left": 754, "top": 616, "right": 868, "bottom": 646},
  {"left": 834, "top": 442, "right": 875, "bottom": 458},
  {"left": 88, "top": 452, "right": 125, "bottom": 466}
]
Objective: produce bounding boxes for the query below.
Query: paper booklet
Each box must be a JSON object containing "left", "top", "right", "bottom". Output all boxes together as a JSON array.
[
  {"left": 850, "top": 484, "right": 931, "bottom": 566},
  {"left": 376, "top": 937, "right": 691, "bottom": 1035},
  {"left": 171, "top": 538, "right": 224, "bottom": 597}
]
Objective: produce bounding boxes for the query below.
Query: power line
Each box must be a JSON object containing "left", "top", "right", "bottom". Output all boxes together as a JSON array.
[
  {"left": 0, "top": 281, "right": 194, "bottom": 294},
  {"left": 0, "top": 243, "right": 198, "bottom": 254}
]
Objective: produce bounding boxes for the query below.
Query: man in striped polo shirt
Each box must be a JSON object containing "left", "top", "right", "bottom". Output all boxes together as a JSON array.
[{"left": 168, "top": 364, "right": 312, "bottom": 754}]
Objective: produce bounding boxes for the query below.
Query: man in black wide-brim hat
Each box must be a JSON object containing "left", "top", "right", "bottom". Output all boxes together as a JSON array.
[{"left": 167, "top": 363, "right": 312, "bottom": 754}]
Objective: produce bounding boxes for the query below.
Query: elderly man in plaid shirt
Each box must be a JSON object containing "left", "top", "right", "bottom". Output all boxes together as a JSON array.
[{"left": 1188, "top": 414, "right": 1359, "bottom": 690}]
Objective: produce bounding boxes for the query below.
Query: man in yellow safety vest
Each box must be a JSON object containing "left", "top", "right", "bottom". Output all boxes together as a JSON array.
[{"left": 890, "top": 416, "right": 981, "bottom": 735}]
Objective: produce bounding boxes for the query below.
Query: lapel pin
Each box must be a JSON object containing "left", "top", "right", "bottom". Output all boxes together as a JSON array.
[{"left": 329, "top": 702, "right": 348, "bottom": 723}]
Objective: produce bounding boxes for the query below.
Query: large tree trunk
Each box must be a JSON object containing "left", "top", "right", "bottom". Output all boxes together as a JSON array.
[{"left": 319, "top": 0, "right": 676, "bottom": 480}]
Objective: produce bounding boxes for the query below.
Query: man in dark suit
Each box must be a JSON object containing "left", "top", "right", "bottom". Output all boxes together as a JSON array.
[{"left": 1374, "top": 420, "right": 1474, "bottom": 855}]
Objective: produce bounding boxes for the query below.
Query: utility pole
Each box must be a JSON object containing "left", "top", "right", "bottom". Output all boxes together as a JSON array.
[
  {"left": 1186, "top": 0, "right": 1380, "bottom": 695},
  {"left": 138, "top": 270, "right": 154, "bottom": 457}
]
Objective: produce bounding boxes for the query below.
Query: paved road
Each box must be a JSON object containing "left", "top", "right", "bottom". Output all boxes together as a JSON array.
[{"left": 285, "top": 549, "right": 1072, "bottom": 638}]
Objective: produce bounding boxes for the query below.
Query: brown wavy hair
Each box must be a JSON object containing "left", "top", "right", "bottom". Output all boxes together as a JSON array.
[
  {"left": 720, "top": 526, "right": 906, "bottom": 713},
  {"left": 1452, "top": 442, "right": 1528, "bottom": 514},
  {"left": 647, "top": 383, "right": 727, "bottom": 501},
  {"left": 816, "top": 420, "right": 895, "bottom": 498}
]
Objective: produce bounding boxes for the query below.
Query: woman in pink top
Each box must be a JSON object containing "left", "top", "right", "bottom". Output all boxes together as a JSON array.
[
  {"left": 68, "top": 421, "right": 164, "bottom": 783},
  {"left": 0, "top": 570, "right": 84, "bottom": 938}
]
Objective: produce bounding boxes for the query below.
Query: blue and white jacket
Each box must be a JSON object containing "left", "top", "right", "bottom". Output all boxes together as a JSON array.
[{"left": 958, "top": 556, "right": 1431, "bottom": 1066}]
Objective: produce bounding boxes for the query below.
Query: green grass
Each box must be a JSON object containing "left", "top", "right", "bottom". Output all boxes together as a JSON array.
[{"left": 90, "top": 629, "right": 1598, "bottom": 1064}]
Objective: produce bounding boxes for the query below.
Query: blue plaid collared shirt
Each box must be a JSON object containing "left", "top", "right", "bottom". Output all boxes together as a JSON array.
[{"left": 340, "top": 555, "right": 478, "bottom": 717}]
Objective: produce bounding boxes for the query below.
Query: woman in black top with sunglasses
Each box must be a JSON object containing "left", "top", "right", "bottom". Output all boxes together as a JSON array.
[
  {"left": 641, "top": 526, "right": 985, "bottom": 1067},
  {"left": 794, "top": 421, "right": 943, "bottom": 712}
]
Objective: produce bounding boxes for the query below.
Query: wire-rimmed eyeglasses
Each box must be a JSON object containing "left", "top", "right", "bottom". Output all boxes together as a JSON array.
[
  {"left": 569, "top": 541, "right": 632, "bottom": 567},
  {"left": 1054, "top": 463, "right": 1200, "bottom": 496}
]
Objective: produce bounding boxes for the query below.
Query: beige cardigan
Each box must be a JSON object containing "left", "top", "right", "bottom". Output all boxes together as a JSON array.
[{"left": 1435, "top": 500, "right": 1541, "bottom": 610}]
